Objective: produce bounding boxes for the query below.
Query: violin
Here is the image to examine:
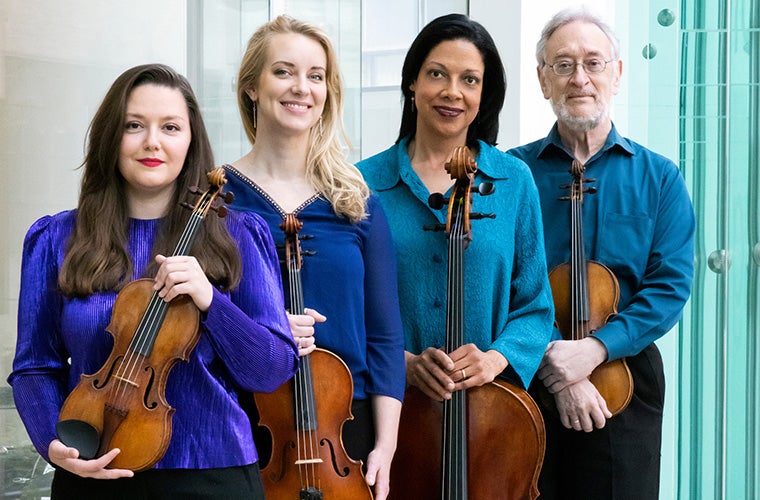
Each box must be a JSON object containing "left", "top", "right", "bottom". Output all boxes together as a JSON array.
[
  {"left": 56, "top": 167, "right": 233, "bottom": 471},
  {"left": 544, "top": 159, "right": 633, "bottom": 415},
  {"left": 390, "top": 147, "right": 546, "bottom": 499},
  {"left": 254, "top": 214, "right": 372, "bottom": 499}
]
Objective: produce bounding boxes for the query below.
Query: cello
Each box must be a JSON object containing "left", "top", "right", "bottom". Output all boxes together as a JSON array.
[
  {"left": 544, "top": 159, "right": 633, "bottom": 415},
  {"left": 56, "top": 167, "right": 233, "bottom": 471},
  {"left": 390, "top": 147, "right": 546, "bottom": 499},
  {"left": 254, "top": 213, "right": 372, "bottom": 499}
]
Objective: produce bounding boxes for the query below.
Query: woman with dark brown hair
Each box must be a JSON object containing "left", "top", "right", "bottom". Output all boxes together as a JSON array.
[{"left": 8, "top": 63, "right": 298, "bottom": 499}]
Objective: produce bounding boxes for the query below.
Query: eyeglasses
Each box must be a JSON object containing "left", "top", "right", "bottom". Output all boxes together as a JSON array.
[{"left": 545, "top": 59, "right": 614, "bottom": 76}]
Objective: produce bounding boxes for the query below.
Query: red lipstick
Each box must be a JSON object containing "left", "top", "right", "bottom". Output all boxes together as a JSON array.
[{"left": 138, "top": 158, "right": 163, "bottom": 167}]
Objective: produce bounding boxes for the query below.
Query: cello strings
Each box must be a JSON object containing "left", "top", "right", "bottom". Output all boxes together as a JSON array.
[{"left": 443, "top": 195, "right": 467, "bottom": 498}]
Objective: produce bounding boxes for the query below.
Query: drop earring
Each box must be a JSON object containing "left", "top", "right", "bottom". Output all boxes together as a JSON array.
[
  {"left": 252, "top": 101, "right": 257, "bottom": 129},
  {"left": 411, "top": 94, "right": 416, "bottom": 112}
]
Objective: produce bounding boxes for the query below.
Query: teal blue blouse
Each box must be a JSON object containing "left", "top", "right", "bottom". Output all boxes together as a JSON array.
[{"left": 358, "top": 139, "right": 554, "bottom": 389}]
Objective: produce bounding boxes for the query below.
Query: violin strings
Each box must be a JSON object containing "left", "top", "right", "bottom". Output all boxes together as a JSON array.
[
  {"left": 571, "top": 184, "right": 579, "bottom": 341},
  {"left": 108, "top": 196, "right": 209, "bottom": 409},
  {"left": 290, "top": 258, "right": 319, "bottom": 490}
]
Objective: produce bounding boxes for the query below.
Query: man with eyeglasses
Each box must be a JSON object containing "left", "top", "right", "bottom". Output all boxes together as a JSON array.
[{"left": 508, "top": 7, "right": 694, "bottom": 499}]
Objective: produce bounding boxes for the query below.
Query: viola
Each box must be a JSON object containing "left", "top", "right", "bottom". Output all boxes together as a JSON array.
[
  {"left": 544, "top": 159, "right": 633, "bottom": 415},
  {"left": 390, "top": 147, "right": 546, "bottom": 499},
  {"left": 56, "top": 167, "right": 233, "bottom": 471},
  {"left": 254, "top": 213, "right": 372, "bottom": 500}
]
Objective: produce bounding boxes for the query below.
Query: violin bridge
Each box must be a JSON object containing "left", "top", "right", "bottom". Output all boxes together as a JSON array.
[
  {"left": 113, "top": 375, "right": 139, "bottom": 387},
  {"left": 294, "top": 458, "right": 324, "bottom": 465}
]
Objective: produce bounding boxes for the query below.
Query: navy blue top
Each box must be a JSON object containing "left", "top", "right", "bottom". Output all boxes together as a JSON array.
[
  {"left": 508, "top": 124, "right": 695, "bottom": 360},
  {"left": 224, "top": 165, "right": 406, "bottom": 402},
  {"left": 8, "top": 210, "right": 298, "bottom": 468}
]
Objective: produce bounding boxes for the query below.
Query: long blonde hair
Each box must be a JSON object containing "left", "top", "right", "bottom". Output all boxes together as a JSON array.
[{"left": 237, "top": 15, "right": 368, "bottom": 222}]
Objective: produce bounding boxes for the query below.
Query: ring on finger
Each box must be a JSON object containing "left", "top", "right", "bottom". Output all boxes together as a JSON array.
[{"left": 461, "top": 368, "right": 467, "bottom": 380}]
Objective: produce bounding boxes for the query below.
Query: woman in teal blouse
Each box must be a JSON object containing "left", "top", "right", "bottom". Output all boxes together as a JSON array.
[{"left": 358, "top": 14, "right": 554, "bottom": 399}]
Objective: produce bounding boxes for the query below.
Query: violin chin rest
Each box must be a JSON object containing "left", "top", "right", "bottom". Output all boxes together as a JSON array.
[{"left": 57, "top": 419, "right": 100, "bottom": 460}]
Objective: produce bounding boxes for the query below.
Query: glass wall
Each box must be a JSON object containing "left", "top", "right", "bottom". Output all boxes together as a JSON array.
[
  {"left": 676, "top": 0, "right": 759, "bottom": 498},
  {"left": 2, "top": 1, "right": 757, "bottom": 499}
]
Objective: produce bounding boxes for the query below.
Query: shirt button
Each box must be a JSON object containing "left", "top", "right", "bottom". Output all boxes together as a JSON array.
[{"left": 433, "top": 254, "right": 443, "bottom": 263}]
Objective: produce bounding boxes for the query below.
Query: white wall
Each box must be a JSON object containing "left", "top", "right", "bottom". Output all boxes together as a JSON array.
[{"left": 0, "top": 0, "right": 187, "bottom": 447}]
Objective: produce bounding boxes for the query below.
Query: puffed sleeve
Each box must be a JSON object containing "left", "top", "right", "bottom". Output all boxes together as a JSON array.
[
  {"left": 7, "top": 214, "right": 70, "bottom": 460},
  {"left": 200, "top": 210, "right": 298, "bottom": 392}
]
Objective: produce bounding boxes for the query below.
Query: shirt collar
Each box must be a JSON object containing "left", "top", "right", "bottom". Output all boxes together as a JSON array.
[
  {"left": 536, "top": 122, "right": 635, "bottom": 162},
  {"left": 372, "top": 137, "right": 507, "bottom": 191}
]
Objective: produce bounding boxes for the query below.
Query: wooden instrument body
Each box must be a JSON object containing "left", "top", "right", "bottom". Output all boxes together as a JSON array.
[
  {"left": 391, "top": 379, "right": 545, "bottom": 500},
  {"left": 255, "top": 348, "right": 371, "bottom": 499},
  {"left": 58, "top": 278, "right": 200, "bottom": 471},
  {"left": 389, "top": 146, "right": 545, "bottom": 499},
  {"left": 541, "top": 159, "right": 633, "bottom": 417},
  {"left": 253, "top": 212, "right": 371, "bottom": 499},
  {"left": 548, "top": 261, "right": 633, "bottom": 415},
  {"left": 56, "top": 166, "right": 229, "bottom": 471}
]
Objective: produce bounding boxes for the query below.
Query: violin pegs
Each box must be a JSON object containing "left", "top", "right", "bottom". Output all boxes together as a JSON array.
[
  {"left": 299, "top": 234, "right": 315, "bottom": 241},
  {"left": 211, "top": 205, "right": 228, "bottom": 218},
  {"left": 470, "top": 212, "right": 496, "bottom": 220},
  {"left": 476, "top": 182, "right": 495, "bottom": 196},
  {"left": 428, "top": 193, "right": 447, "bottom": 209},
  {"left": 559, "top": 183, "right": 572, "bottom": 189},
  {"left": 557, "top": 196, "right": 571, "bottom": 201},
  {"left": 188, "top": 186, "right": 204, "bottom": 195},
  {"left": 302, "top": 250, "right": 317, "bottom": 257},
  {"left": 585, "top": 187, "right": 598, "bottom": 195},
  {"left": 423, "top": 223, "right": 447, "bottom": 232},
  {"left": 180, "top": 202, "right": 194, "bottom": 210},
  {"left": 221, "top": 191, "right": 235, "bottom": 204}
]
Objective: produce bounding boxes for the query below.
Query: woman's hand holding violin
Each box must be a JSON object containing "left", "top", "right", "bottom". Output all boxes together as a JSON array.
[
  {"left": 48, "top": 439, "right": 134, "bottom": 479},
  {"left": 287, "top": 307, "right": 325, "bottom": 357},
  {"left": 153, "top": 254, "right": 213, "bottom": 311}
]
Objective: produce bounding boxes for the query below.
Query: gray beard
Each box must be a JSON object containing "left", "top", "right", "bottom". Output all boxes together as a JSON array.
[{"left": 550, "top": 97, "right": 608, "bottom": 132}]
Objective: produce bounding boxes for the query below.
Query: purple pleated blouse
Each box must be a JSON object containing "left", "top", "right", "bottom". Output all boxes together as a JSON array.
[{"left": 8, "top": 209, "right": 298, "bottom": 469}]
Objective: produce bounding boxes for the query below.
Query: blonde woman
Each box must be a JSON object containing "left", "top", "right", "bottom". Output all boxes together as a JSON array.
[{"left": 224, "top": 15, "right": 405, "bottom": 500}]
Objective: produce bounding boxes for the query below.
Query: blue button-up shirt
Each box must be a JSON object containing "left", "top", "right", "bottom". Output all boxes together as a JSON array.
[{"left": 508, "top": 124, "right": 695, "bottom": 360}]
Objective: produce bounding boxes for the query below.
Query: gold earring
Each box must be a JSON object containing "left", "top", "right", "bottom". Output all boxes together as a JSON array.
[{"left": 411, "top": 94, "right": 416, "bottom": 112}]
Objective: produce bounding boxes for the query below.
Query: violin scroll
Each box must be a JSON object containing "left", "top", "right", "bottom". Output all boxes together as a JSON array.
[
  {"left": 280, "top": 213, "right": 304, "bottom": 271},
  {"left": 182, "top": 167, "right": 235, "bottom": 217}
]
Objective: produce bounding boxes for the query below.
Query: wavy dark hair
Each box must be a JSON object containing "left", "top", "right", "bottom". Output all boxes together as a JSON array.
[
  {"left": 59, "top": 63, "right": 242, "bottom": 297},
  {"left": 396, "top": 13, "right": 506, "bottom": 147}
]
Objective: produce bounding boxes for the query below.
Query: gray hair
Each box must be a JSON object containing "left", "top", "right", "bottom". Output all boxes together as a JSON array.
[{"left": 535, "top": 7, "right": 620, "bottom": 66}]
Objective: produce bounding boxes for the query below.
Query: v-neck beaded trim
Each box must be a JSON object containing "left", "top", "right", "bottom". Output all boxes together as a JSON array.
[{"left": 224, "top": 164, "right": 322, "bottom": 218}]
